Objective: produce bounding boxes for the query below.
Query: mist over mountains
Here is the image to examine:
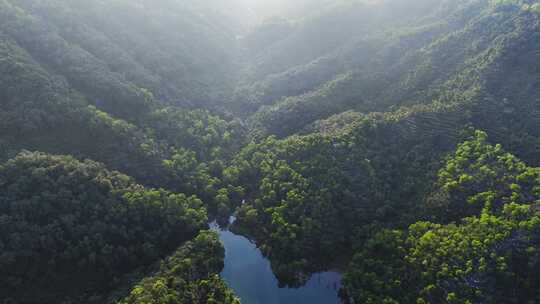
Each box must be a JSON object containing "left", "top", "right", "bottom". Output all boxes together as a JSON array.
[{"left": 1, "top": 0, "right": 540, "bottom": 303}]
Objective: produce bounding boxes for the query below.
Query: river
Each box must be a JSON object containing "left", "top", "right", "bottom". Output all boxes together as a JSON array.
[{"left": 212, "top": 222, "right": 342, "bottom": 304}]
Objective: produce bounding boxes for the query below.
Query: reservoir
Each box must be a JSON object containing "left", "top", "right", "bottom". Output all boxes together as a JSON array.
[{"left": 212, "top": 223, "right": 342, "bottom": 304}]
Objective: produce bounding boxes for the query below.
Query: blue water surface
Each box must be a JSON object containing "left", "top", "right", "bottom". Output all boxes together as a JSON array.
[{"left": 213, "top": 225, "right": 342, "bottom": 304}]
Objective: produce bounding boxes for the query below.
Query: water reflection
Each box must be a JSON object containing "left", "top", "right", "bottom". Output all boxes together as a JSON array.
[{"left": 212, "top": 223, "right": 342, "bottom": 304}]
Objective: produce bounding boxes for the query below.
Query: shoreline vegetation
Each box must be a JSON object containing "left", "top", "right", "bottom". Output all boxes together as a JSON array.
[{"left": 1, "top": 0, "right": 540, "bottom": 303}]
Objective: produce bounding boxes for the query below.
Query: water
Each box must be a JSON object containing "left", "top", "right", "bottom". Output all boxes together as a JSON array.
[{"left": 212, "top": 223, "right": 342, "bottom": 304}]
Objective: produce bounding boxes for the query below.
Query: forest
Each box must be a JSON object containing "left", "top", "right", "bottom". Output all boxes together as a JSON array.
[{"left": 1, "top": 0, "right": 540, "bottom": 303}]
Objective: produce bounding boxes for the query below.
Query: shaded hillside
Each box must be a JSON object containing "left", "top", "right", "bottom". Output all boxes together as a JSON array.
[
  {"left": 343, "top": 131, "right": 540, "bottom": 304},
  {"left": 117, "top": 231, "right": 240, "bottom": 304},
  {"left": 220, "top": 0, "right": 540, "bottom": 291},
  {"left": 2, "top": 0, "right": 540, "bottom": 303},
  {"left": 233, "top": 0, "right": 540, "bottom": 138},
  {"left": 0, "top": 8, "right": 245, "bottom": 218},
  {"left": 0, "top": 0, "right": 238, "bottom": 112},
  {"left": 0, "top": 152, "right": 207, "bottom": 303}
]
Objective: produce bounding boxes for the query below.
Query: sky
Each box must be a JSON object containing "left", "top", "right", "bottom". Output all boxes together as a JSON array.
[
  {"left": 241, "top": 0, "right": 335, "bottom": 19},
  {"left": 202, "top": 0, "right": 338, "bottom": 24}
]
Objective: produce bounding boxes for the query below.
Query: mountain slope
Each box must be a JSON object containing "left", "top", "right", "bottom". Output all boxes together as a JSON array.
[
  {"left": 2, "top": 0, "right": 540, "bottom": 303},
  {"left": 343, "top": 131, "right": 540, "bottom": 303},
  {"left": 235, "top": 0, "right": 540, "bottom": 139},
  {"left": 0, "top": 152, "right": 207, "bottom": 303},
  {"left": 0, "top": 0, "right": 237, "bottom": 112},
  {"left": 221, "top": 0, "right": 540, "bottom": 290}
]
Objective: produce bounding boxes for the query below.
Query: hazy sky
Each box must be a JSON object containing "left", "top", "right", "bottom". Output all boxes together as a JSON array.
[
  {"left": 212, "top": 0, "right": 337, "bottom": 23},
  {"left": 193, "top": 0, "right": 347, "bottom": 31},
  {"left": 242, "top": 0, "right": 334, "bottom": 18}
]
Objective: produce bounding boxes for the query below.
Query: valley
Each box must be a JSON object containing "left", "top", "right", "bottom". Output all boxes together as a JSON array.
[{"left": 1, "top": 0, "right": 540, "bottom": 303}]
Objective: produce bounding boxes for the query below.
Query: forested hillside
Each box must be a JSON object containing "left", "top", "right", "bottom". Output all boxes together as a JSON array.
[
  {"left": 1, "top": 0, "right": 540, "bottom": 303},
  {"left": 235, "top": 0, "right": 540, "bottom": 138},
  {"left": 0, "top": 152, "right": 208, "bottom": 303},
  {"left": 344, "top": 131, "right": 540, "bottom": 303}
]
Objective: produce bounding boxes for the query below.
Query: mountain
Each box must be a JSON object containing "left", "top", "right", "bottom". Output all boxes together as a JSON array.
[
  {"left": 0, "top": 152, "right": 207, "bottom": 303},
  {"left": 0, "top": 2, "right": 244, "bottom": 301},
  {"left": 234, "top": 0, "right": 540, "bottom": 141},
  {"left": 224, "top": 0, "right": 540, "bottom": 299},
  {"left": 0, "top": 0, "right": 248, "bottom": 220},
  {"left": 1, "top": 0, "right": 540, "bottom": 303},
  {"left": 0, "top": 0, "right": 238, "bottom": 110},
  {"left": 343, "top": 131, "right": 540, "bottom": 303}
]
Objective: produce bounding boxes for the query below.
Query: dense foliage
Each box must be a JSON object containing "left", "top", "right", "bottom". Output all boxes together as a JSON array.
[
  {"left": 0, "top": 2, "right": 245, "bottom": 301},
  {"left": 343, "top": 131, "right": 540, "bottom": 303},
  {"left": 0, "top": 25, "right": 244, "bottom": 220},
  {"left": 236, "top": 0, "right": 540, "bottom": 139},
  {"left": 0, "top": 0, "right": 236, "bottom": 111},
  {"left": 224, "top": 109, "right": 466, "bottom": 285},
  {"left": 118, "top": 231, "right": 240, "bottom": 304},
  {"left": 0, "top": 152, "right": 207, "bottom": 303},
  {"left": 218, "top": 0, "right": 540, "bottom": 292},
  {"left": 2, "top": 0, "right": 540, "bottom": 303},
  {"left": 0, "top": 29, "right": 239, "bottom": 187}
]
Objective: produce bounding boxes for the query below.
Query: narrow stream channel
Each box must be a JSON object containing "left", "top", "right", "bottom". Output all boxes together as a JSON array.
[{"left": 211, "top": 222, "right": 342, "bottom": 304}]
